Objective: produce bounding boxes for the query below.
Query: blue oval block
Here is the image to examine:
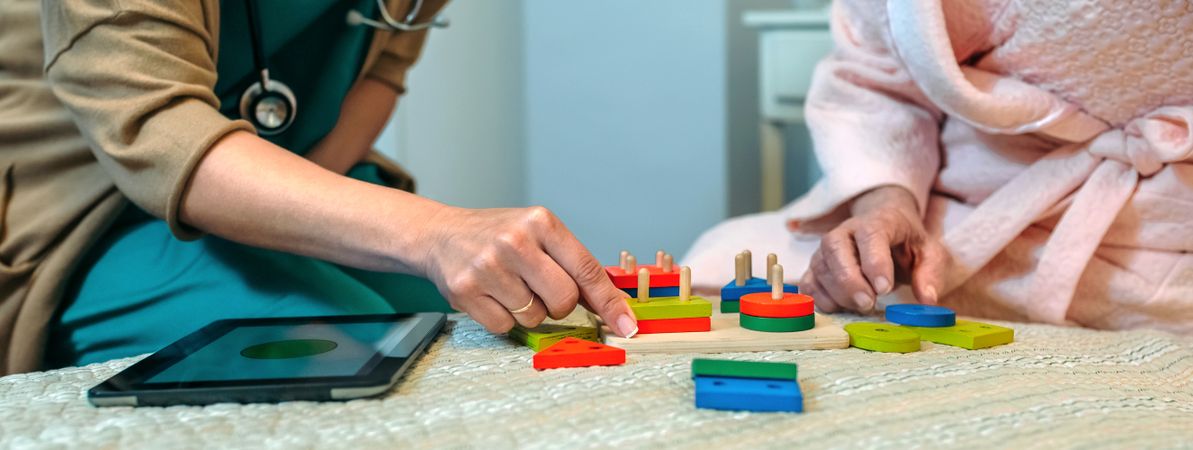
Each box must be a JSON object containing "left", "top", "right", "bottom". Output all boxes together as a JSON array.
[{"left": 885, "top": 304, "right": 956, "bottom": 327}]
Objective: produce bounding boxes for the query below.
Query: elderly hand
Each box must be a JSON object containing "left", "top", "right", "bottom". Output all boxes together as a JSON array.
[
  {"left": 800, "top": 186, "right": 948, "bottom": 313},
  {"left": 421, "top": 206, "right": 638, "bottom": 337}
]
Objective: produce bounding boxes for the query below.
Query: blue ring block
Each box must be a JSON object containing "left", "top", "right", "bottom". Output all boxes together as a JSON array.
[
  {"left": 621, "top": 286, "right": 680, "bottom": 298},
  {"left": 694, "top": 375, "right": 803, "bottom": 413},
  {"left": 885, "top": 303, "right": 956, "bottom": 327},
  {"left": 720, "top": 278, "right": 797, "bottom": 301}
]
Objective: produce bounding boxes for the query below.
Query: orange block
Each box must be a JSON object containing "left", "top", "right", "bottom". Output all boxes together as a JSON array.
[
  {"left": 636, "top": 317, "right": 712, "bottom": 334},
  {"left": 605, "top": 265, "right": 682, "bottom": 289},
  {"left": 533, "top": 337, "right": 626, "bottom": 370},
  {"left": 740, "top": 292, "right": 814, "bottom": 318}
]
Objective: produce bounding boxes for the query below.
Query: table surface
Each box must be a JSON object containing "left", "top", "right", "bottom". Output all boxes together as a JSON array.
[{"left": 3, "top": 314, "right": 1193, "bottom": 449}]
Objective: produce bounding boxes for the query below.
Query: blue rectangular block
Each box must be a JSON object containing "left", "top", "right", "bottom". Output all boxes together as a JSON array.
[
  {"left": 694, "top": 375, "right": 803, "bottom": 413},
  {"left": 720, "top": 278, "right": 797, "bottom": 301},
  {"left": 621, "top": 286, "right": 681, "bottom": 298}
]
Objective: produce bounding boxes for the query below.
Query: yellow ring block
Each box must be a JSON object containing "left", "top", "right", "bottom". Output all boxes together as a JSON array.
[{"left": 844, "top": 322, "right": 921, "bottom": 353}]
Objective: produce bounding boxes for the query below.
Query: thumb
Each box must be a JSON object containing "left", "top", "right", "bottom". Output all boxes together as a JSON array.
[
  {"left": 581, "top": 284, "right": 638, "bottom": 338},
  {"left": 910, "top": 239, "right": 949, "bottom": 305}
]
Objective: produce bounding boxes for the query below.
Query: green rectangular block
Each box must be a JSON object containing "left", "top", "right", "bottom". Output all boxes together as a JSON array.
[
  {"left": 691, "top": 358, "right": 798, "bottom": 381},
  {"left": 508, "top": 324, "right": 599, "bottom": 351},
  {"left": 900, "top": 320, "right": 1014, "bottom": 350},
  {"left": 720, "top": 300, "right": 739, "bottom": 313},
  {"left": 627, "top": 296, "right": 712, "bottom": 320}
]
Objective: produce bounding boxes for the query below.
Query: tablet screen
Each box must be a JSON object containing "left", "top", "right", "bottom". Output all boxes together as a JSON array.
[{"left": 145, "top": 320, "right": 413, "bottom": 383}]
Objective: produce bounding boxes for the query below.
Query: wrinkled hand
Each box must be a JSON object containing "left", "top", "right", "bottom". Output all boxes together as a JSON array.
[
  {"left": 800, "top": 186, "right": 948, "bottom": 313},
  {"left": 422, "top": 206, "right": 638, "bottom": 337}
]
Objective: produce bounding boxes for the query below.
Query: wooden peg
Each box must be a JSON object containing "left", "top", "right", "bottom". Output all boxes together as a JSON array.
[
  {"left": 656, "top": 250, "right": 665, "bottom": 268},
  {"left": 771, "top": 264, "right": 784, "bottom": 300},
  {"left": 626, "top": 254, "right": 637, "bottom": 273},
  {"left": 637, "top": 268, "right": 650, "bottom": 303},
  {"left": 662, "top": 253, "right": 674, "bottom": 272},
  {"left": 734, "top": 253, "right": 747, "bottom": 286},
  {"left": 742, "top": 250, "right": 753, "bottom": 278},
  {"left": 766, "top": 253, "right": 778, "bottom": 285},
  {"left": 680, "top": 266, "right": 692, "bottom": 302},
  {"left": 619, "top": 250, "right": 629, "bottom": 270}
]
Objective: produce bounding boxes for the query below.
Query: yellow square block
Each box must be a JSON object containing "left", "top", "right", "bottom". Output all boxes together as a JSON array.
[
  {"left": 901, "top": 320, "right": 1014, "bottom": 350},
  {"left": 627, "top": 296, "right": 712, "bottom": 320}
]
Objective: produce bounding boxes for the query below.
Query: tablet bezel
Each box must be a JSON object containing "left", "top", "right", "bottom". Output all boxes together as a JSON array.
[{"left": 88, "top": 313, "right": 445, "bottom": 405}]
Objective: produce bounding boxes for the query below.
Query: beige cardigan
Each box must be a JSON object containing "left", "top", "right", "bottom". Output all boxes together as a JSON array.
[{"left": 0, "top": 0, "right": 445, "bottom": 374}]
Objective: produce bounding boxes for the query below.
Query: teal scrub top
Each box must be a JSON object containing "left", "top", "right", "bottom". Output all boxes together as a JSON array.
[{"left": 214, "top": 0, "right": 379, "bottom": 154}]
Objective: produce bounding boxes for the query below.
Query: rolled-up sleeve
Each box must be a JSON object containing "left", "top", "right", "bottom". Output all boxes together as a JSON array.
[
  {"left": 363, "top": 0, "right": 448, "bottom": 94},
  {"left": 785, "top": 0, "right": 944, "bottom": 230},
  {"left": 41, "top": 0, "right": 253, "bottom": 240}
]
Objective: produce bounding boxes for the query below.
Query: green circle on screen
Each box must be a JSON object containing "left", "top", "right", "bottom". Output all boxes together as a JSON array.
[{"left": 240, "top": 339, "right": 339, "bottom": 359}]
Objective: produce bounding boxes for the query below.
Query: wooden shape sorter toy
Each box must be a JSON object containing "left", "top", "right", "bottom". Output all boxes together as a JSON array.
[
  {"left": 533, "top": 337, "right": 626, "bottom": 370},
  {"left": 605, "top": 250, "right": 682, "bottom": 289},
  {"left": 900, "top": 320, "right": 1014, "bottom": 350},
  {"left": 509, "top": 323, "right": 599, "bottom": 352},
  {"left": 602, "top": 311, "right": 847, "bottom": 353}
]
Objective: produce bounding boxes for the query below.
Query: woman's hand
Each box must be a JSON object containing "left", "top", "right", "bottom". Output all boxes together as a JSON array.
[
  {"left": 420, "top": 205, "right": 639, "bottom": 337},
  {"left": 800, "top": 186, "right": 948, "bottom": 313}
]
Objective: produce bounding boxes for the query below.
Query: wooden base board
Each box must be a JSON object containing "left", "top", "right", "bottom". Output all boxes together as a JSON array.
[{"left": 600, "top": 299, "right": 849, "bottom": 353}]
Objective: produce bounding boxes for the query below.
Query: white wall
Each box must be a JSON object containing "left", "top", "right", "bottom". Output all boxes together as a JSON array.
[
  {"left": 522, "top": 0, "right": 729, "bottom": 264},
  {"left": 376, "top": 0, "right": 526, "bottom": 208}
]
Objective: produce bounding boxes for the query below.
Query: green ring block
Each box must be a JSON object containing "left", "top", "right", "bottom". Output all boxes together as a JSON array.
[
  {"left": 720, "top": 300, "right": 740, "bottom": 314},
  {"left": 844, "top": 322, "right": 920, "bottom": 353},
  {"left": 691, "top": 358, "right": 798, "bottom": 381},
  {"left": 739, "top": 313, "right": 814, "bottom": 333},
  {"left": 627, "top": 296, "right": 712, "bottom": 320},
  {"left": 899, "top": 320, "right": 1014, "bottom": 350},
  {"left": 508, "top": 324, "right": 599, "bottom": 351}
]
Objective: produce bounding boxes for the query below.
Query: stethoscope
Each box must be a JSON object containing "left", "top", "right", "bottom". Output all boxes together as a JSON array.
[{"left": 239, "top": 0, "right": 449, "bottom": 135}]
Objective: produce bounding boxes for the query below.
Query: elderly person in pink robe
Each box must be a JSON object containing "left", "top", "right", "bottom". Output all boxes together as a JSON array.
[{"left": 684, "top": 0, "right": 1193, "bottom": 333}]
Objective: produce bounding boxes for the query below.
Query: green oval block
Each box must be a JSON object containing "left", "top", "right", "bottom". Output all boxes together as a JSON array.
[
  {"left": 691, "top": 358, "right": 798, "bottom": 381},
  {"left": 899, "top": 320, "right": 1014, "bottom": 350},
  {"left": 627, "top": 296, "right": 712, "bottom": 320},
  {"left": 739, "top": 313, "right": 814, "bottom": 332},
  {"left": 844, "top": 322, "right": 920, "bottom": 353}
]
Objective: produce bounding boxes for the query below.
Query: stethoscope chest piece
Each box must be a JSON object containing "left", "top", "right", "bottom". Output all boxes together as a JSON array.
[{"left": 239, "top": 71, "right": 296, "bottom": 136}]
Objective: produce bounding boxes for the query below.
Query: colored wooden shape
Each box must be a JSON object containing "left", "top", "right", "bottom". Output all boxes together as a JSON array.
[
  {"left": 739, "top": 313, "right": 814, "bottom": 333},
  {"left": 508, "top": 323, "right": 599, "bottom": 351},
  {"left": 691, "top": 358, "right": 798, "bottom": 381},
  {"left": 602, "top": 303, "right": 848, "bottom": 353},
  {"left": 885, "top": 304, "right": 956, "bottom": 327},
  {"left": 627, "top": 296, "right": 712, "bottom": 320},
  {"left": 740, "top": 292, "right": 815, "bottom": 318},
  {"left": 720, "top": 278, "right": 797, "bottom": 301},
  {"left": 532, "top": 337, "right": 626, "bottom": 370},
  {"left": 720, "top": 300, "right": 740, "bottom": 314},
  {"left": 900, "top": 320, "right": 1014, "bottom": 350},
  {"left": 844, "top": 322, "right": 921, "bottom": 353},
  {"left": 637, "top": 317, "right": 711, "bottom": 334},
  {"left": 694, "top": 376, "right": 803, "bottom": 413},
  {"left": 621, "top": 286, "right": 681, "bottom": 298},
  {"left": 606, "top": 265, "right": 681, "bottom": 288}
]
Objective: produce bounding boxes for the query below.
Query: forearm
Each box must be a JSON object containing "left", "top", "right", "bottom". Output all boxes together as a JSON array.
[
  {"left": 180, "top": 130, "right": 443, "bottom": 273},
  {"left": 305, "top": 78, "right": 399, "bottom": 174}
]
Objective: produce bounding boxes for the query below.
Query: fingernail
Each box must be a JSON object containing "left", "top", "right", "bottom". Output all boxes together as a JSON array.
[
  {"left": 873, "top": 276, "right": 891, "bottom": 295},
  {"left": 617, "top": 314, "right": 638, "bottom": 338},
  {"left": 923, "top": 286, "right": 938, "bottom": 305},
  {"left": 852, "top": 292, "right": 874, "bottom": 312}
]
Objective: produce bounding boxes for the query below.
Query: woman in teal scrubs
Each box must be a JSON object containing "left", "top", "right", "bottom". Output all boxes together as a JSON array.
[{"left": 42, "top": 0, "right": 638, "bottom": 368}]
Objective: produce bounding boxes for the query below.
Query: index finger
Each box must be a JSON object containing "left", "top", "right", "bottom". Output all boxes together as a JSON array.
[{"left": 531, "top": 208, "right": 638, "bottom": 337}]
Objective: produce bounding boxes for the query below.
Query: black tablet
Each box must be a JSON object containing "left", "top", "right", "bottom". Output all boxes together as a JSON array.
[{"left": 88, "top": 313, "right": 446, "bottom": 407}]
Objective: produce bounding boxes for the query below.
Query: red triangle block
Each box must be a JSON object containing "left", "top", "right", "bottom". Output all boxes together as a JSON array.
[{"left": 533, "top": 337, "right": 626, "bottom": 370}]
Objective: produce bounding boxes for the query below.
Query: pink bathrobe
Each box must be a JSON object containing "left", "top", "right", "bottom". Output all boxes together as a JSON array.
[{"left": 685, "top": 0, "right": 1193, "bottom": 333}]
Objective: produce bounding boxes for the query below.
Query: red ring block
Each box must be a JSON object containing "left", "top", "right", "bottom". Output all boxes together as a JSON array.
[
  {"left": 605, "top": 265, "right": 682, "bottom": 289},
  {"left": 636, "top": 317, "right": 712, "bottom": 334},
  {"left": 740, "top": 292, "right": 814, "bottom": 318}
]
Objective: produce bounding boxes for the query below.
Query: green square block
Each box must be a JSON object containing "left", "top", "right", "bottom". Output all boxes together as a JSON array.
[
  {"left": 627, "top": 296, "right": 712, "bottom": 320},
  {"left": 900, "top": 320, "right": 1014, "bottom": 350},
  {"left": 720, "top": 300, "right": 739, "bottom": 313},
  {"left": 691, "top": 358, "right": 798, "bottom": 381},
  {"left": 508, "top": 324, "right": 599, "bottom": 351}
]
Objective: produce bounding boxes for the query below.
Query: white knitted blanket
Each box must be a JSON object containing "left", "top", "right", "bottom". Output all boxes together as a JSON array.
[{"left": 3, "top": 314, "right": 1193, "bottom": 449}]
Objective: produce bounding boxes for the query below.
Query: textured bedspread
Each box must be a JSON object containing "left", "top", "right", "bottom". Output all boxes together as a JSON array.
[{"left": 3, "top": 314, "right": 1193, "bottom": 449}]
